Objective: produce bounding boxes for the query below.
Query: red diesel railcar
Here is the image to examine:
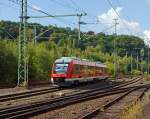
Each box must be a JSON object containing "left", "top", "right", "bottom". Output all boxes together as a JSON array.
[{"left": 50, "top": 57, "right": 108, "bottom": 85}]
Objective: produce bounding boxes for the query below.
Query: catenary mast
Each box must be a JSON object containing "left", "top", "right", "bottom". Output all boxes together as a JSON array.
[{"left": 18, "top": 0, "right": 28, "bottom": 87}]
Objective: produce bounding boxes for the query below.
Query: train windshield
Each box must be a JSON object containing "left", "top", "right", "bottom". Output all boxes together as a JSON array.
[{"left": 54, "top": 63, "right": 68, "bottom": 74}]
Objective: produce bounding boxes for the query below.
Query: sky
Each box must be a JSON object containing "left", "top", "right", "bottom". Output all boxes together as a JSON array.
[{"left": 1, "top": 0, "right": 150, "bottom": 43}]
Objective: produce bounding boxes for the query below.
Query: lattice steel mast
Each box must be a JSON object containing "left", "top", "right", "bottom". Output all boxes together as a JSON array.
[{"left": 18, "top": 0, "right": 28, "bottom": 87}]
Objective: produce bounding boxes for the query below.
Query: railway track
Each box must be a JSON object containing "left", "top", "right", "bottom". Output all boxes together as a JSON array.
[
  {"left": 0, "top": 77, "right": 141, "bottom": 103},
  {"left": 80, "top": 86, "right": 150, "bottom": 119},
  {"left": 0, "top": 77, "right": 147, "bottom": 119},
  {"left": 0, "top": 86, "right": 60, "bottom": 102}
]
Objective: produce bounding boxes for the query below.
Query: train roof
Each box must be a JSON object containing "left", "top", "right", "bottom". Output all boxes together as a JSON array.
[
  {"left": 55, "top": 57, "right": 107, "bottom": 68},
  {"left": 55, "top": 57, "right": 78, "bottom": 63}
]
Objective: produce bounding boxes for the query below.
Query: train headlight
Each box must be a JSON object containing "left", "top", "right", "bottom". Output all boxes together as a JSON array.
[{"left": 51, "top": 78, "right": 54, "bottom": 83}]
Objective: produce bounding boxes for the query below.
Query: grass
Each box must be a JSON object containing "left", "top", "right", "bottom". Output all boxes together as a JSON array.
[
  {"left": 143, "top": 74, "right": 150, "bottom": 81},
  {"left": 119, "top": 100, "right": 143, "bottom": 119}
]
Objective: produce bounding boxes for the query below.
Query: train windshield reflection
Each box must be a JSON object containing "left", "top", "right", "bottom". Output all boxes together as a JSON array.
[{"left": 54, "top": 63, "right": 68, "bottom": 74}]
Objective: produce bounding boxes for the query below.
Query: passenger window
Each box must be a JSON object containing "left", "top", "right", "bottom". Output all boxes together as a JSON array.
[
  {"left": 71, "top": 66, "right": 74, "bottom": 74},
  {"left": 75, "top": 65, "right": 80, "bottom": 74}
]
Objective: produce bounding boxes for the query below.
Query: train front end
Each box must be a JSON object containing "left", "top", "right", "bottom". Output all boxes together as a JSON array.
[{"left": 51, "top": 57, "right": 71, "bottom": 85}]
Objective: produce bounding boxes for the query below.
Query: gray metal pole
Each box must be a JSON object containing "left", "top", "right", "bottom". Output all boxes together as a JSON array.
[
  {"left": 148, "top": 46, "right": 149, "bottom": 75},
  {"left": 78, "top": 15, "right": 81, "bottom": 48},
  {"left": 77, "top": 13, "right": 87, "bottom": 48},
  {"left": 141, "top": 48, "right": 144, "bottom": 74},
  {"left": 113, "top": 36, "right": 116, "bottom": 78},
  {"left": 126, "top": 51, "right": 128, "bottom": 74},
  {"left": 141, "top": 57, "right": 143, "bottom": 73},
  {"left": 147, "top": 40, "right": 149, "bottom": 75},
  {"left": 136, "top": 54, "right": 139, "bottom": 70},
  {"left": 113, "top": 18, "right": 118, "bottom": 79},
  {"left": 34, "top": 25, "right": 37, "bottom": 45},
  {"left": 131, "top": 53, "right": 133, "bottom": 74}
]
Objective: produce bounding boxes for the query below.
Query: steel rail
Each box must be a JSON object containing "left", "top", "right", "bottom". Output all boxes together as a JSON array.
[
  {"left": 0, "top": 86, "right": 60, "bottom": 102},
  {"left": 0, "top": 77, "right": 141, "bottom": 110},
  {"left": 0, "top": 79, "right": 147, "bottom": 119},
  {"left": 0, "top": 77, "right": 140, "bottom": 102},
  {"left": 0, "top": 87, "right": 130, "bottom": 119},
  {"left": 80, "top": 86, "right": 150, "bottom": 119}
]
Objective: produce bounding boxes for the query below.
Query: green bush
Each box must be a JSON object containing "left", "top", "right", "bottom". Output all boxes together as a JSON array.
[
  {"left": 0, "top": 38, "right": 148, "bottom": 84},
  {"left": 0, "top": 40, "right": 18, "bottom": 83},
  {"left": 131, "top": 70, "right": 142, "bottom": 75},
  {"left": 144, "top": 74, "right": 150, "bottom": 81}
]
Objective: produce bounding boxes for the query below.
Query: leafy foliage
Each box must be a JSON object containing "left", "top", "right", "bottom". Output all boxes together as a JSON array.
[{"left": 0, "top": 20, "right": 149, "bottom": 84}]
